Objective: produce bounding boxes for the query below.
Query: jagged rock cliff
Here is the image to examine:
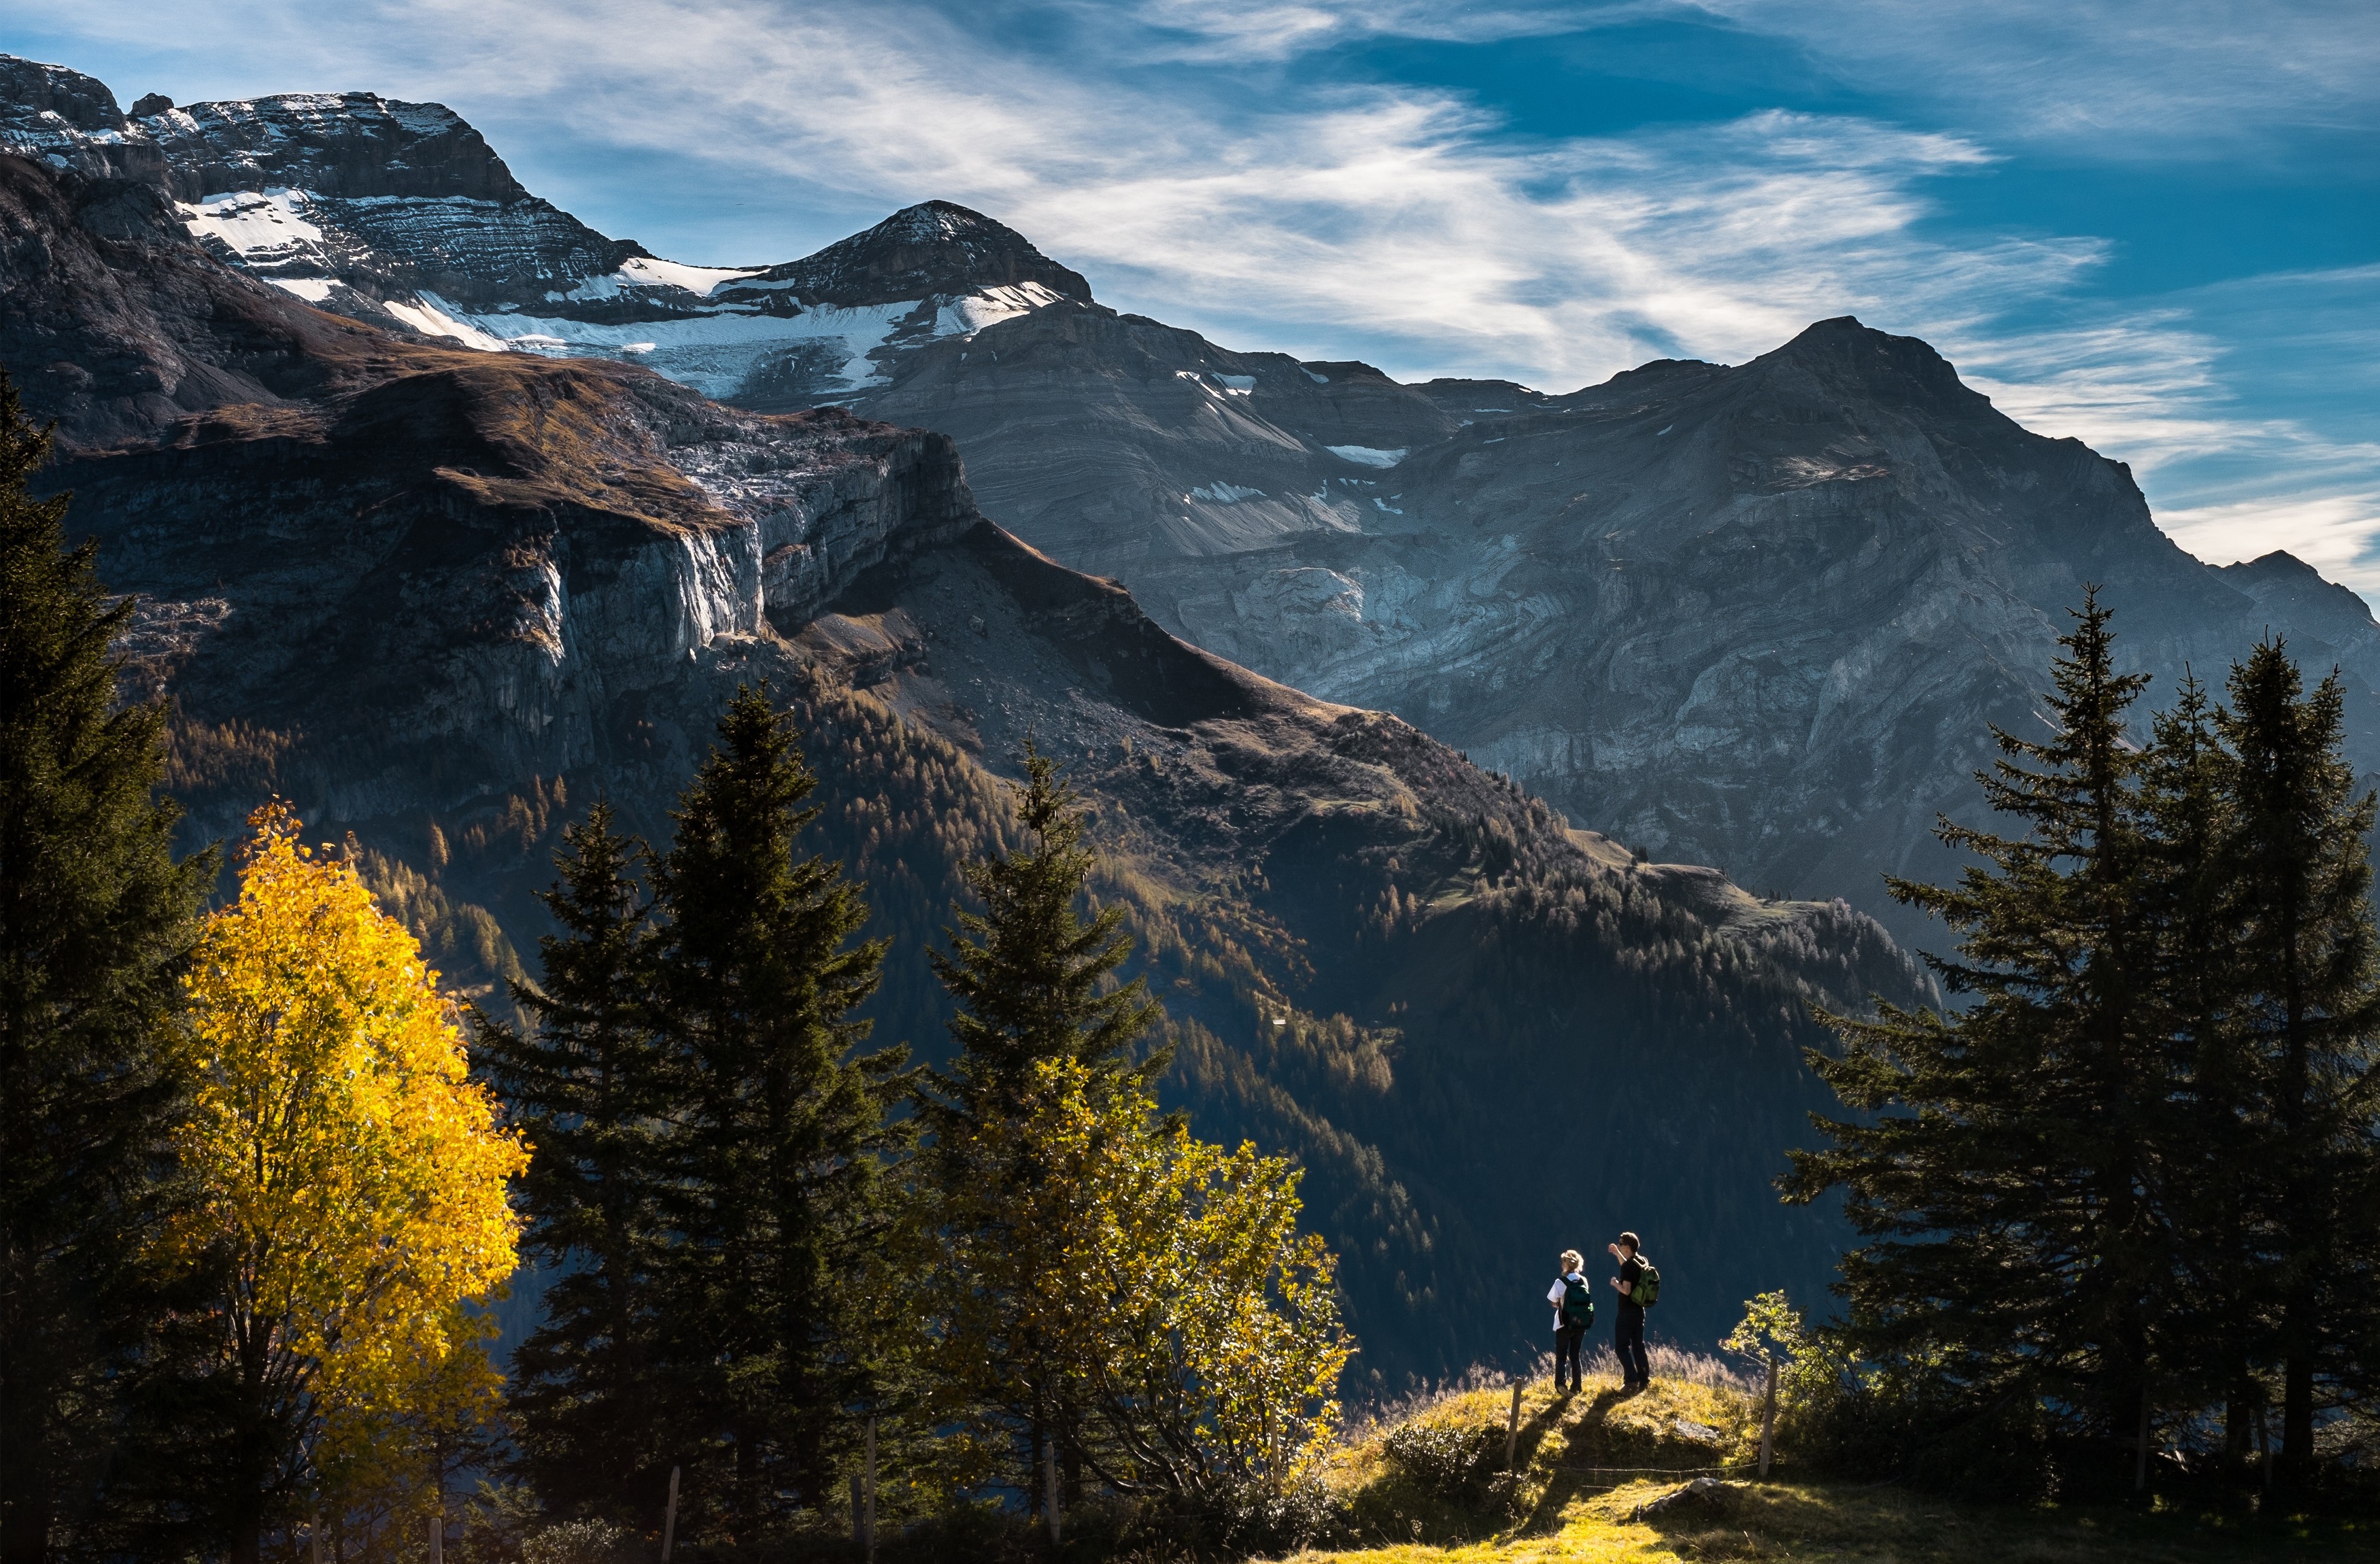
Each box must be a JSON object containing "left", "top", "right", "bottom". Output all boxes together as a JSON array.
[{"left": 5, "top": 137, "right": 1922, "bottom": 1380}]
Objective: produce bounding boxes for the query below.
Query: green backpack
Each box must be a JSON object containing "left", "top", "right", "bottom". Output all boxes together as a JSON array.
[
  {"left": 1632, "top": 1260, "right": 1661, "bottom": 1308},
  {"left": 1562, "top": 1276, "right": 1596, "bottom": 1325}
]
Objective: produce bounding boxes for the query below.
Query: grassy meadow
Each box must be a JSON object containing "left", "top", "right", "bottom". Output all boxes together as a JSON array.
[{"left": 1293, "top": 1352, "right": 2377, "bottom": 1564}]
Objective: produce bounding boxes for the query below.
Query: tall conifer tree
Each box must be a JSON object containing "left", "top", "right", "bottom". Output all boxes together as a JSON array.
[
  {"left": 646, "top": 687, "right": 908, "bottom": 1537},
  {"left": 475, "top": 804, "right": 670, "bottom": 1521},
  {"left": 924, "top": 743, "right": 1161, "bottom": 1510},
  {"left": 0, "top": 371, "right": 210, "bottom": 1563},
  {"left": 1786, "top": 592, "right": 2173, "bottom": 1482},
  {"left": 2133, "top": 676, "right": 2261, "bottom": 1455},
  {"left": 926, "top": 743, "right": 1160, "bottom": 1121},
  {"left": 2218, "top": 643, "right": 2380, "bottom": 1481}
]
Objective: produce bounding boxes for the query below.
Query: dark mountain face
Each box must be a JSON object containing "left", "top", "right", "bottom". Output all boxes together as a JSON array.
[
  {"left": 740, "top": 199, "right": 1092, "bottom": 310},
  {"left": 7, "top": 143, "right": 1921, "bottom": 1383},
  {"left": 0, "top": 150, "right": 401, "bottom": 447},
  {"left": 853, "top": 299, "right": 1469, "bottom": 573},
  {"left": 857, "top": 305, "right": 2380, "bottom": 945}
]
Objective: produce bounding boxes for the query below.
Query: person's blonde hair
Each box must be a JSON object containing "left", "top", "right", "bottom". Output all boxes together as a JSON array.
[{"left": 1560, "top": 1249, "right": 1584, "bottom": 1272}]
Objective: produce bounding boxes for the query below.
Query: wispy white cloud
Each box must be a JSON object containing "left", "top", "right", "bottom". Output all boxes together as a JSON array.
[
  {"left": 2159, "top": 492, "right": 2380, "bottom": 593},
  {"left": 1952, "top": 291, "right": 2380, "bottom": 600},
  {"left": 1699, "top": 0, "right": 2380, "bottom": 157},
  {"left": 1117, "top": 0, "right": 1629, "bottom": 61}
]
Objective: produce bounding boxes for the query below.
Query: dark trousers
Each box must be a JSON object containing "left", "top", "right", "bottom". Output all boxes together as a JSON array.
[
  {"left": 1554, "top": 1321, "right": 1588, "bottom": 1389},
  {"left": 1615, "top": 1309, "right": 1649, "bottom": 1386}
]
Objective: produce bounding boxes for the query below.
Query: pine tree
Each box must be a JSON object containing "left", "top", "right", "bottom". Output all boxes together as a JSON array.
[
  {"left": 1785, "top": 592, "right": 2172, "bottom": 1486},
  {"left": 0, "top": 369, "right": 211, "bottom": 1563},
  {"left": 475, "top": 803, "right": 671, "bottom": 1522},
  {"left": 923, "top": 742, "right": 1162, "bottom": 1511},
  {"left": 645, "top": 686, "right": 908, "bottom": 1539},
  {"left": 2132, "top": 675, "right": 2262, "bottom": 1458},
  {"left": 2217, "top": 643, "right": 2380, "bottom": 1482},
  {"left": 927, "top": 742, "right": 1161, "bottom": 1122}
]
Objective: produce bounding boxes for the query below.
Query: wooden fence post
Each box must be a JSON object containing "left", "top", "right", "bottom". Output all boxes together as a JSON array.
[
  {"left": 1505, "top": 1382, "right": 1523, "bottom": 1470},
  {"left": 1759, "top": 1359, "right": 1778, "bottom": 1479},
  {"left": 661, "top": 1464, "right": 681, "bottom": 1561}
]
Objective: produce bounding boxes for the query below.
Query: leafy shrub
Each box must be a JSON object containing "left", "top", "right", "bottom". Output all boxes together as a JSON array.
[
  {"left": 521, "top": 1519, "right": 626, "bottom": 1564},
  {"left": 1380, "top": 1421, "right": 1501, "bottom": 1501},
  {"left": 1195, "top": 1475, "right": 1344, "bottom": 1555},
  {"left": 1777, "top": 1329, "right": 2055, "bottom": 1500}
]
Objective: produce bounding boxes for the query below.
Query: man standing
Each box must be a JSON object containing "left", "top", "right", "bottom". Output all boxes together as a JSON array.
[
  {"left": 1545, "top": 1249, "right": 1593, "bottom": 1392},
  {"left": 1608, "top": 1231, "right": 1650, "bottom": 1393}
]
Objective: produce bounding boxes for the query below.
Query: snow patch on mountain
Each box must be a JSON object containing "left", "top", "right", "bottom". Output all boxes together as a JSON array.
[
  {"left": 558, "top": 255, "right": 766, "bottom": 301},
  {"left": 399, "top": 282, "right": 1076, "bottom": 401},
  {"left": 178, "top": 189, "right": 322, "bottom": 269},
  {"left": 931, "top": 281, "right": 1067, "bottom": 337},
  {"left": 1328, "top": 445, "right": 1408, "bottom": 468},
  {"left": 382, "top": 295, "right": 511, "bottom": 351},
  {"left": 616, "top": 255, "right": 761, "bottom": 295}
]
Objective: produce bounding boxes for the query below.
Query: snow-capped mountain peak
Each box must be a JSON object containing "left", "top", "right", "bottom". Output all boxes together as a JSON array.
[{"left": 0, "top": 56, "right": 1087, "bottom": 407}]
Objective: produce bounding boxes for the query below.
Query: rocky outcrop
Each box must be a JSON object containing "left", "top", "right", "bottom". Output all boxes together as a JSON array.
[
  {"left": 64, "top": 353, "right": 982, "bottom": 828},
  {"left": 857, "top": 298, "right": 1466, "bottom": 571}
]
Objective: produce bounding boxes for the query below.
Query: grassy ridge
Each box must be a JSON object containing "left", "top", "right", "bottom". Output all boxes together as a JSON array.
[{"left": 1301, "top": 1361, "right": 2377, "bottom": 1564}]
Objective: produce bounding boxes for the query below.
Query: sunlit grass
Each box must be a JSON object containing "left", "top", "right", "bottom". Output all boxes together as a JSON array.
[{"left": 1295, "top": 1355, "right": 2379, "bottom": 1564}]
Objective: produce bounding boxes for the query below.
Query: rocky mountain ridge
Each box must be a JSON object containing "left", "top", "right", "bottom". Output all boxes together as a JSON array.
[
  {"left": 0, "top": 56, "right": 1083, "bottom": 405},
  {"left": 838, "top": 293, "right": 2380, "bottom": 942},
  {"left": 3, "top": 138, "right": 1922, "bottom": 1381}
]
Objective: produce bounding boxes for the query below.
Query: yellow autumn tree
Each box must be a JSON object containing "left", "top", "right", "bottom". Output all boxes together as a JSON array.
[{"left": 171, "top": 802, "right": 526, "bottom": 1563}]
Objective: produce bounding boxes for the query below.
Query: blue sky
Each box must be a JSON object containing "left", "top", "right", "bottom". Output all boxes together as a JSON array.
[{"left": 9, "top": 0, "right": 2378, "bottom": 595}]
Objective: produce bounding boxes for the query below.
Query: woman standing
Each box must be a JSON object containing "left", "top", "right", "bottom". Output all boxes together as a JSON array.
[{"left": 1545, "top": 1249, "right": 1594, "bottom": 1391}]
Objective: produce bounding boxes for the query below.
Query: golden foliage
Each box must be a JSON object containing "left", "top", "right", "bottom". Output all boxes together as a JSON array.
[{"left": 171, "top": 801, "right": 526, "bottom": 1501}]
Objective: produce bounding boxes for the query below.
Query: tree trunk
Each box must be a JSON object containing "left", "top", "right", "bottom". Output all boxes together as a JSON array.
[
  {"left": 1027, "top": 1423, "right": 1044, "bottom": 1519},
  {"left": 2282, "top": 1348, "right": 2315, "bottom": 1472},
  {"left": 229, "top": 1509, "right": 262, "bottom": 1564}
]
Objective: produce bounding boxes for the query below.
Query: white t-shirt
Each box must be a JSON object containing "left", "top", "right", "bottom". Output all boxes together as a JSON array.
[{"left": 1548, "top": 1271, "right": 1587, "bottom": 1331}]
